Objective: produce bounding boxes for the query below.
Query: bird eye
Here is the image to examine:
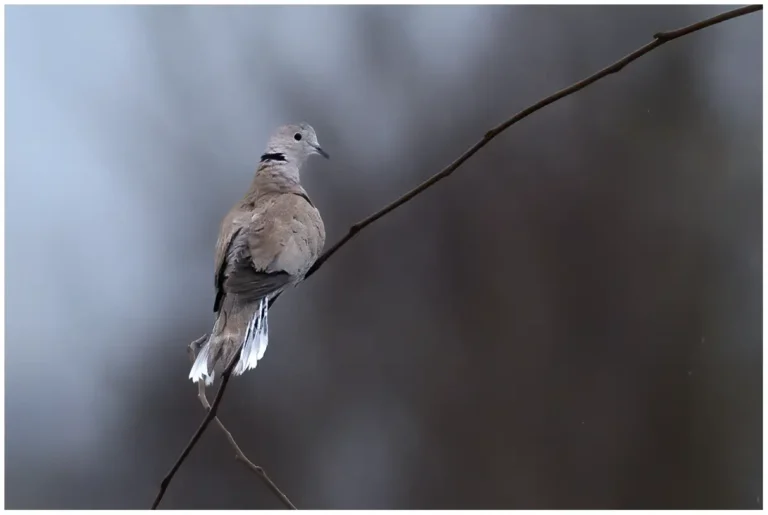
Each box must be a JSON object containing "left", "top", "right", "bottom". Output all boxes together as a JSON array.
[{"left": 294, "top": 133, "right": 302, "bottom": 141}]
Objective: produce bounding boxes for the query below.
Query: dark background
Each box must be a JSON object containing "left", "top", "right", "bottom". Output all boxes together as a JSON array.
[{"left": 5, "top": 5, "right": 762, "bottom": 509}]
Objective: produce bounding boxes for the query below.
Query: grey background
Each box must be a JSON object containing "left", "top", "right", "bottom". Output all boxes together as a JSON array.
[{"left": 4, "top": 5, "right": 762, "bottom": 509}]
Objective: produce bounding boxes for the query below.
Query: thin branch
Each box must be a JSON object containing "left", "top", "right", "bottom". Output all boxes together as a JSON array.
[
  {"left": 151, "top": 350, "right": 239, "bottom": 509},
  {"left": 152, "top": 5, "right": 761, "bottom": 509},
  {"left": 186, "top": 336, "right": 297, "bottom": 510},
  {"left": 302, "top": 4, "right": 762, "bottom": 283}
]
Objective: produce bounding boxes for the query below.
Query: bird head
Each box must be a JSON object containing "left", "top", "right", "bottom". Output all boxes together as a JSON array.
[{"left": 262, "top": 123, "right": 329, "bottom": 166}]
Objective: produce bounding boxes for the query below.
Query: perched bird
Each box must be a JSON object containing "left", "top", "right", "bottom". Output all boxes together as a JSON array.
[{"left": 189, "top": 123, "right": 328, "bottom": 385}]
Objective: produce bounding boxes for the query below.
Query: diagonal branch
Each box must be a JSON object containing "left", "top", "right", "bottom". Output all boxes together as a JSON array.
[
  {"left": 151, "top": 4, "right": 762, "bottom": 509},
  {"left": 186, "top": 336, "right": 297, "bottom": 509},
  {"left": 151, "top": 349, "right": 239, "bottom": 509},
  {"left": 302, "top": 4, "right": 762, "bottom": 283}
]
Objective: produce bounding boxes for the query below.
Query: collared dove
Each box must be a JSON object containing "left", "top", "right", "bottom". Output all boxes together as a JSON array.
[{"left": 189, "top": 123, "right": 328, "bottom": 385}]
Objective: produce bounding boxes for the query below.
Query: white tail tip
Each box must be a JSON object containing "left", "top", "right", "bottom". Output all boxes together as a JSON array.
[{"left": 189, "top": 341, "right": 214, "bottom": 385}]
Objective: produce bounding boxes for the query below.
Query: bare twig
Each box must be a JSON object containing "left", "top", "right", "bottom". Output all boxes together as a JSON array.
[
  {"left": 301, "top": 4, "right": 762, "bottom": 283},
  {"left": 186, "top": 336, "right": 297, "bottom": 510},
  {"left": 152, "top": 5, "right": 761, "bottom": 509},
  {"left": 151, "top": 350, "right": 239, "bottom": 509}
]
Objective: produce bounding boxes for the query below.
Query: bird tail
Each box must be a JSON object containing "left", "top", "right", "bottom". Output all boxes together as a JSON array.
[{"left": 189, "top": 297, "right": 270, "bottom": 385}]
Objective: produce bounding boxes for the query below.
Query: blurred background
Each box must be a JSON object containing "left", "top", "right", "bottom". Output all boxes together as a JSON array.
[{"left": 4, "top": 5, "right": 762, "bottom": 509}]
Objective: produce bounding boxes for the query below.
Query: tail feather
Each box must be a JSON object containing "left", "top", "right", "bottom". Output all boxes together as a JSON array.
[
  {"left": 257, "top": 301, "right": 269, "bottom": 361},
  {"left": 189, "top": 338, "right": 215, "bottom": 386},
  {"left": 234, "top": 298, "right": 269, "bottom": 375}
]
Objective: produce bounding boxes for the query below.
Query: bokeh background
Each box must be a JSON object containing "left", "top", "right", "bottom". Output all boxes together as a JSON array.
[{"left": 4, "top": 5, "right": 762, "bottom": 509}]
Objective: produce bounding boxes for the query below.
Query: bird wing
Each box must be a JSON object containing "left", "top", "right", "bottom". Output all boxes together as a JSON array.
[
  {"left": 212, "top": 209, "right": 242, "bottom": 313},
  {"left": 247, "top": 193, "right": 316, "bottom": 277},
  {"left": 214, "top": 193, "right": 316, "bottom": 311}
]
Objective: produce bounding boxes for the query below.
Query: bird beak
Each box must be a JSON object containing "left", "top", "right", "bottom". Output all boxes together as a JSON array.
[{"left": 312, "top": 144, "right": 330, "bottom": 159}]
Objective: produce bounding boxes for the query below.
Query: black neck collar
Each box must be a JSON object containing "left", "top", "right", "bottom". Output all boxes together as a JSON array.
[{"left": 260, "top": 152, "right": 287, "bottom": 163}]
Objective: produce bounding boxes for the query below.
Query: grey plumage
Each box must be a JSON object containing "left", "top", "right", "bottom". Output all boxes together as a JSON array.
[{"left": 189, "top": 123, "right": 327, "bottom": 385}]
